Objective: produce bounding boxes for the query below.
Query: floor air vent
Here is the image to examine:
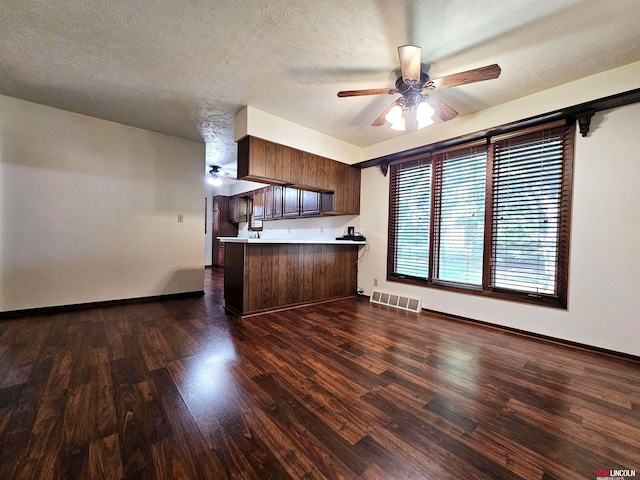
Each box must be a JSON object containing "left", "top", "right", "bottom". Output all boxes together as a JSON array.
[{"left": 370, "top": 290, "right": 422, "bottom": 313}]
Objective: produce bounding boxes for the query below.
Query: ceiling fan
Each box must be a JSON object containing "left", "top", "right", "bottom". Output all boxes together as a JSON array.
[
  {"left": 207, "top": 165, "right": 233, "bottom": 186},
  {"left": 337, "top": 45, "right": 501, "bottom": 130}
]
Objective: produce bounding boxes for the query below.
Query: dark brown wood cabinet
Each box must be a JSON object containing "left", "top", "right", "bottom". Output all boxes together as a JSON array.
[
  {"left": 212, "top": 196, "right": 238, "bottom": 266},
  {"left": 216, "top": 243, "right": 225, "bottom": 266},
  {"left": 228, "top": 195, "right": 238, "bottom": 223},
  {"left": 237, "top": 135, "right": 356, "bottom": 209},
  {"left": 321, "top": 160, "right": 361, "bottom": 215},
  {"left": 228, "top": 195, "right": 248, "bottom": 223},
  {"left": 282, "top": 187, "right": 299, "bottom": 218},
  {"left": 300, "top": 190, "right": 321, "bottom": 216},
  {"left": 223, "top": 242, "right": 359, "bottom": 316},
  {"left": 276, "top": 144, "right": 291, "bottom": 183},
  {"left": 237, "top": 136, "right": 288, "bottom": 185},
  {"left": 273, "top": 185, "right": 284, "bottom": 218},
  {"left": 253, "top": 189, "right": 264, "bottom": 220},
  {"left": 263, "top": 186, "right": 274, "bottom": 219}
]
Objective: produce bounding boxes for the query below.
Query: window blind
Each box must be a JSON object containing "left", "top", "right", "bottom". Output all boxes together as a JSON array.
[
  {"left": 388, "top": 159, "right": 431, "bottom": 280},
  {"left": 386, "top": 120, "right": 574, "bottom": 308},
  {"left": 432, "top": 145, "right": 487, "bottom": 286},
  {"left": 490, "top": 126, "right": 566, "bottom": 295}
]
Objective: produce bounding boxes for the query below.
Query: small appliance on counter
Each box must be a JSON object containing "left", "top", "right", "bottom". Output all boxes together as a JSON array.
[{"left": 336, "top": 226, "right": 366, "bottom": 241}]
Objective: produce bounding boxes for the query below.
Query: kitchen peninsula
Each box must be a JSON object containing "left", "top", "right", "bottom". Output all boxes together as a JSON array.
[{"left": 219, "top": 238, "right": 366, "bottom": 316}]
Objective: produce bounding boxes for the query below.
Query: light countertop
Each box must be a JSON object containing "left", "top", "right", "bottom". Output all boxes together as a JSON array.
[{"left": 218, "top": 237, "right": 366, "bottom": 245}]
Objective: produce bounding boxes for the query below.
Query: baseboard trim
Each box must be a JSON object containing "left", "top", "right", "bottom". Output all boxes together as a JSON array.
[
  {"left": 225, "top": 295, "right": 356, "bottom": 318},
  {"left": 0, "top": 291, "right": 205, "bottom": 319},
  {"left": 422, "top": 307, "right": 640, "bottom": 364}
]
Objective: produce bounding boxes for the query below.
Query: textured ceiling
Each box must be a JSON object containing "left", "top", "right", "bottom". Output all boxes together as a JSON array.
[{"left": 2, "top": 0, "right": 640, "bottom": 178}]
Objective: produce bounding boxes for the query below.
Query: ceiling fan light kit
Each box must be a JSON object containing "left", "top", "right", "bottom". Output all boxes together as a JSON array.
[
  {"left": 207, "top": 166, "right": 223, "bottom": 186},
  {"left": 337, "top": 45, "right": 501, "bottom": 132},
  {"left": 385, "top": 104, "right": 403, "bottom": 124},
  {"left": 390, "top": 115, "right": 406, "bottom": 131}
]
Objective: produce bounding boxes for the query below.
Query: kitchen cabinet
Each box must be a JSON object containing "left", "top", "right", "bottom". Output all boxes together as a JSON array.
[
  {"left": 237, "top": 136, "right": 287, "bottom": 185},
  {"left": 321, "top": 161, "right": 361, "bottom": 215},
  {"left": 300, "top": 190, "right": 321, "bottom": 216},
  {"left": 282, "top": 187, "right": 299, "bottom": 218},
  {"left": 228, "top": 195, "right": 238, "bottom": 222},
  {"left": 212, "top": 195, "right": 238, "bottom": 266},
  {"left": 251, "top": 186, "right": 321, "bottom": 219},
  {"left": 216, "top": 244, "right": 226, "bottom": 266},
  {"left": 222, "top": 240, "right": 360, "bottom": 316},
  {"left": 276, "top": 144, "right": 291, "bottom": 183},
  {"left": 237, "top": 135, "right": 360, "bottom": 214},
  {"left": 263, "top": 186, "right": 274, "bottom": 219},
  {"left": 238, "top": 196, "right": 248, "bottom": 222},
  {"left": 252, "top": 189, "right": 265, "bottom": 220},
  {"left": 273, "top": 185, "right": 284, "bottom": 218},
  {"left": 228, "top": 195, "right": 248, "bottom": 223}
]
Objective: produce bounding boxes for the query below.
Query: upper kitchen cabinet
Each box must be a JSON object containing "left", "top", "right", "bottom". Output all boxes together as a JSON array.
[
  {"left": 321, "top": 160, "right": 361, "bottom": 215},
  {"left": 228, "top": 195, "right": 248, "bottom": 223},
  {"left": 236, "top": 135, "right": 360, "bottom": 215},
  {"left": 237, "top": 136, "right": 285, "bottom": 185}
]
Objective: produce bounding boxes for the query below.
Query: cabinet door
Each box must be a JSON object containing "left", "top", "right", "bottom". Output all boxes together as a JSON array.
[
  {"left": 276, "top": 144, "right": 291, "bottom": 184},
  {"left": 228, "top": 195, "right": 238, "bottom": 223},
  {"left": 289, "top": 149, "right": 303, "bottom": 185},
  {"left": 316, "top": 156, "right": 331, "bottom": 191},
  {"left": 283, "top": 188, "right": 300, "bottom": 217},
  {"left": 273, "top": 185, "right": 284, "bottom": 218},
  {"left": 253, "top": 189, "right": 265, "bottom": 220},
  {"left": 302, "top": 151, "right": 317, "bottom": 188},
  {"left": 265, "top": 140, "right": 277, "bottom": 179},
  {"left": 264, "top": 186, "right": 274, "bottom": 219},
  {"left": 300, "top": 190, "right": 321, "bottom": 216},
  {"left": 217, "top": 244, "right": 225, "bottom": 266},
  {"left": 238, "top": 196, "right": 248, "bottom": 223}
]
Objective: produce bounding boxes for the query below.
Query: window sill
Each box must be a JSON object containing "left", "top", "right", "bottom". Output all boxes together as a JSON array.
[{"left": 387, "top": 274, "right": 567, "bottom": 309}]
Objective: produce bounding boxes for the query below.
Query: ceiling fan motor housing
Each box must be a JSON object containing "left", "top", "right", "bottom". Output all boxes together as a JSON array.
[{"left": 395, "top": 73, "right": 433, "bottom": 110}]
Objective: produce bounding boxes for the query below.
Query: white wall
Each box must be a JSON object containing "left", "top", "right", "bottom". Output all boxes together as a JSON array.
[
  {"left": 358, "top": 102, "right": 640, "bottom": 356},
  {"left": 235, "top": 106, "right": 362, "bottom": 164},
  {"left": 237, "top": 215, "right": 360, "bottom": 241},
  {"left": 0, "top": 95, "right": 205, "bottom": 312}
]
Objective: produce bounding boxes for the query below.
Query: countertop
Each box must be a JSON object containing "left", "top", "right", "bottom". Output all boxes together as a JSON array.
[{"left": 218, "top": 237, "right": 367, "bottom": 245}]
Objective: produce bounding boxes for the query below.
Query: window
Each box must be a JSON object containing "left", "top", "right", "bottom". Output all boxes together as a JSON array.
[
  {"left": 387, "top": 120, "right": 575, "bottom": 308},
  {"left": 432, "top": 144, "right": 487, "bottom": 287},
  {"left": 390, "top": 159, "right": 431, "bottom": 279}
]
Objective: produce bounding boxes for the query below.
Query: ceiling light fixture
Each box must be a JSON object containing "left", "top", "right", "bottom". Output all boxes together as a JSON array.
[
  {"left": 416, "top": 100, "right": 435, "bottom": 129},
  {"left": 385, "top": 94, "right": 435, "bottom": 132},
  {"left": 207, "top": 166, "right": 223, "bottom": 186}
]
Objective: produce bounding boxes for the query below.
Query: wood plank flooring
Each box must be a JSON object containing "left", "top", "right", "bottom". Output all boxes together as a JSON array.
[{"left": 0, "top": 268, "right": 639, "bottom": 479}]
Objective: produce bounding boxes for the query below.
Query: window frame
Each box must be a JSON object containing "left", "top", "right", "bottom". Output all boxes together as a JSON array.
[{"left": 387, "top": 119, "right": 575, "bottom": 308}]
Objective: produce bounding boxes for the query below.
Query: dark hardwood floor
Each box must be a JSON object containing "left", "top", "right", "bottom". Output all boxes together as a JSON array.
[{"left": 0, "top": 268, "right": 639, "bottom": 479}]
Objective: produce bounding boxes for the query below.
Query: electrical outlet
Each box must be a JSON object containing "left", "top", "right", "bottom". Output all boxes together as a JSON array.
[
  {"left": 178, "top": 214, "right": 184, "bottom": 223},
  {"left": 374, "top": 278, "right": 378, "bottom": 286}
]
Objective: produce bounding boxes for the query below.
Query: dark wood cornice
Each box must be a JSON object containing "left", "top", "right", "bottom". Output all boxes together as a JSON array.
[{"left": 354, "top": 87, "right": 640, "bottom": 169}]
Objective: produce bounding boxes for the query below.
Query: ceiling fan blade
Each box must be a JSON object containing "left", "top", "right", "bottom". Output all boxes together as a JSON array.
[
  {"left": 337, "top": 88, "right": 398, "bottom": 97},
  {"left": 372, "top": 100, "right": 399, "bottom": 127},
  {"left": 398, "top": 45, "right": 422, "bottom": 83},
  {"left": 424, "top": 95, "right": 458, "bottom": 122},
  {"left": 431, "top": 64, "right": 501, "bottom": 90}
]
